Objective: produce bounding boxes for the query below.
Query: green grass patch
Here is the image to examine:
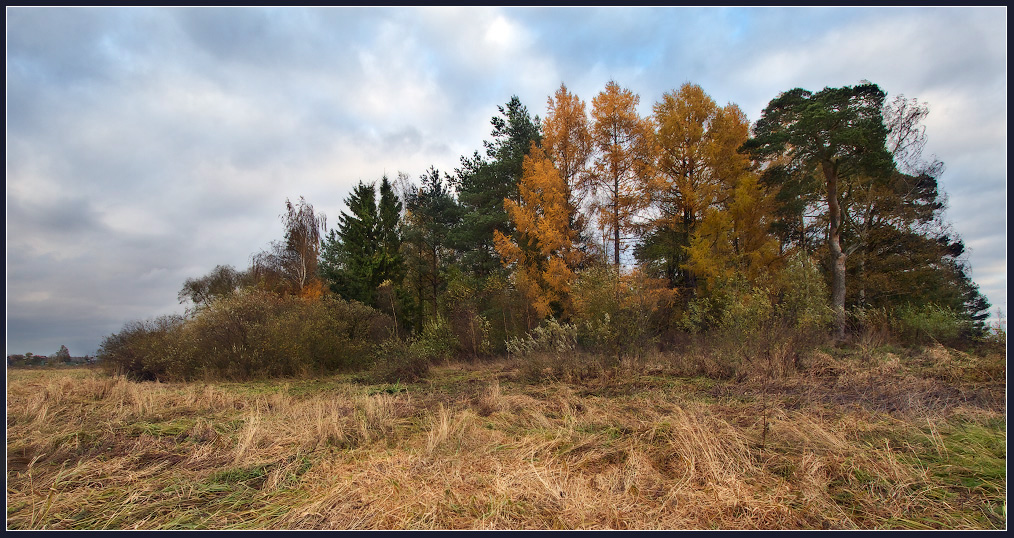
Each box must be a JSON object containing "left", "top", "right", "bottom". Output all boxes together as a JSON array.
[{"left": 207, "top": 464, "right": 272, "bottom": 488}]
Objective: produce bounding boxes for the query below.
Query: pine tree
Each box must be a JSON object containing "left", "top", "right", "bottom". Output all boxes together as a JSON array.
[
  {"left": 403, "top": 167, "right": 462, "bottom": 329},
  {"left": 744, "top": 83, "right": 894, "bottom": 338}
]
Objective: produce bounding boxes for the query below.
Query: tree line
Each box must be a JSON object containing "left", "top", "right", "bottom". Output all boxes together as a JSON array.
[{"left": 102, "top": 79, "right": 993, "bottom": 381}]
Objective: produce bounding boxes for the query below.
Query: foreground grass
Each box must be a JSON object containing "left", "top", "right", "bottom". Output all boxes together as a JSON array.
[{"left": 6, "top": 346, "right": 1006, "bottom": 529}]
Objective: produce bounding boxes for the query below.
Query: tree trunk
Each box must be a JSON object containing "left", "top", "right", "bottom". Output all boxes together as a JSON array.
[
  {"left": 613, "top": 175, "right": 621, "bottom": 267},
  {"left": 822, "top": 160, "right": 847, "bottom": 340}
]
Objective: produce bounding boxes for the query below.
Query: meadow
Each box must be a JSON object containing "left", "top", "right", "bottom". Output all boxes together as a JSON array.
[{"left": 6, "top": 344, "right": 1005, "bottom": 530}]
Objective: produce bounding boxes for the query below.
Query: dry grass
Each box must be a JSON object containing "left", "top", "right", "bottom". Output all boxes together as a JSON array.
[{"left": 6, "top": 348, "right": 1006, "bottom": 530}]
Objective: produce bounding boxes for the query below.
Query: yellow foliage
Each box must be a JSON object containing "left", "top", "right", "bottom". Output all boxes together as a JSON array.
[
  {"left": 688, "top": 172, "right": 781, "bottom": 286},
  {"left": 543, "top": 83, "right": 593, "bottom": 205},
  {"left": 298, "top": 278, "right": 326, "bottom": 301},
  {"left": 590, "top": 80, "right": 656, "bottom": 265},
  {"left": 651, "top": 83, "right": 751, "bottom": 231},
  {"left": 495, "top": 144, "right": 577, "bottom": 319}
]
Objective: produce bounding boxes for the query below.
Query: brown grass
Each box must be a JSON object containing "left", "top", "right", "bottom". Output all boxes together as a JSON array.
[{"left": 6, "top": 347, "right": 1006, "bottom": 530}]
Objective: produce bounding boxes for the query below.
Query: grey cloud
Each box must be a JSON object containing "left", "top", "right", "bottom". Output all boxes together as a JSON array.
[{"left": 6, "top": 7, "right": 124, "bottom": 86}]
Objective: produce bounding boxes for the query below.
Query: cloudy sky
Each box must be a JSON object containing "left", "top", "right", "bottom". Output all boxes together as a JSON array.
[{"left": 6, "top": 6, "right": 1007, "bottom": 356}]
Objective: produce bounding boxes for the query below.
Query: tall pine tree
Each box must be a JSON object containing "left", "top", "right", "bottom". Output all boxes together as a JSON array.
[{"left": 403, "top": 167, "right": 462, "bottom": 329}]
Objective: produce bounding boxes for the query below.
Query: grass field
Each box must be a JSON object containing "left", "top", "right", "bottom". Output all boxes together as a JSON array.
[{"left": 6, "top": 344, "right": 1006, "bottom": 529}]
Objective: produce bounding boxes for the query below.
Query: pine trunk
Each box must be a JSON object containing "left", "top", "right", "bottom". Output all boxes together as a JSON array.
[{"left": 822, "top": 160, "right": 847, "bottom": 340}]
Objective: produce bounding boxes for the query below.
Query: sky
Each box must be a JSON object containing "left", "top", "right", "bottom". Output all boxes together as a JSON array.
[{"left": 6, "top": 6, "right": 1007, "bottom": 357}]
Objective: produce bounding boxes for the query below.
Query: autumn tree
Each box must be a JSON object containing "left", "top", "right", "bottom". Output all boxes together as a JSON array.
[
  {"left": 54, "top": 345, "right": 71, "bottom": 363},
  {"left": 250, "top": 197, "right": 326, "bottom": 297},
  {"left": 589, "top": 81, "right": 655, "bottom": 267},
  {"left": 744, "top": 83, "right": 893, "bottom": 339},
  {"left": 543, "top": 83, "right": 593, "bottom": 252},
  {"left": 494, "top": 144, "right": 578, "bottom": 320},
  {"left": 178, "top": 264, "right": 248, "bottom": 309},
  {"left": 283, "top": 196, "right": 327, "bottom": 295},
  {"left": 637, "top": 83, "right": 755, "bottom": 290},
  {"left": 453, "top": 96, "right": 542, "bottom": 277},
  {"left": 687, "top": 171, "right": 781, "bottom": 288}
]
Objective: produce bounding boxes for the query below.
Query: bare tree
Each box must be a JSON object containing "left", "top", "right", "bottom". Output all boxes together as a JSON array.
[{"left": 281, "top": 196, "right": 327, "bottom": 292}]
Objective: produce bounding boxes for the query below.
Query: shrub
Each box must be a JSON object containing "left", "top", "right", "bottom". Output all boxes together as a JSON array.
[
  {"left": 892, "top": 303, "right": 971, "bottom": 347},
  {"left": 414, "top": 314, "right": 458, "bottom": 363},
  {"left": 676, "top": 261, "right": 826, "bottom": 380},
  {"left": 98, "top": 290, "right": 394, "bottom": 381},
  {"left": 570, "top": 266, "right": 672, "bottom": 358},
  {"left": 774, "top": 251, "right": 833, "bottom": 334},
  {"left": 506, "top": 318, "right": 577, "bottom": 356},
  {"left": 977, "top": 310, "right": 1006, "bottom": 352},
  {"left": 98, "top": 314, "right": 191, "bottom": 381},
  {"left": 369, "top": 339, "right": 431, "bottom": 383},
  {"left": 444, "top": 274, "right": 493, "bottom": 359}
]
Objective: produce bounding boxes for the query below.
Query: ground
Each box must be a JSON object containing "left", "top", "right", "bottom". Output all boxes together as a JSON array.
[{"left": 5, "top": 344, "right": 1006, "bottom": 529}]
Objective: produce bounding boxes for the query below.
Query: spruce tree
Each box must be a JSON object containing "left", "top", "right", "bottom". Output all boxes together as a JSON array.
[
  {"left": 320, "top": 181, "right": 383, "bottom": 305},
  {"left": 377, "top": 175, "right": 405, "bottom": 285},
  {"left": 453, "top": 96, "right": 542, "bottom": 277}
]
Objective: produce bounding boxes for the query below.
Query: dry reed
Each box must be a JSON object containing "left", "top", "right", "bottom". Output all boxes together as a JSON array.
[{"left": 6, "top": 351, "right": 1006, "bottom": 530}]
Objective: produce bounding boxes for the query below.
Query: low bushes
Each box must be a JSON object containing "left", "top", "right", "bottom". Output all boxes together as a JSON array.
[
  {"left": 99, "top": 290, "right": 393, "bottom": 381},
  {"left": 891, "top": 303, "right": 974, "bottom": 348}
]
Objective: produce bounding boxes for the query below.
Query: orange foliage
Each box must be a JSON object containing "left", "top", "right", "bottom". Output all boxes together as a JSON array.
[
  {"left": 589, "top": 81, "right": 656, "bottom": 266},
  {"left": 494, "top": 144, "right": 578, "bottom": 319},
  {"left": 298, "top": 278, "right": 326, "bottom": 301},
  {"left": 650, "top": 83, "right": 751, "bottom": 236},
  {"left": 543, "top": 83, "right": 593, "bottom": 212}
]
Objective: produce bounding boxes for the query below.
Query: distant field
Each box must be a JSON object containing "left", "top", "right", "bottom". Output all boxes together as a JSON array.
[{"left": 6, "top": 346, "right": 1006, "bottom": 530}]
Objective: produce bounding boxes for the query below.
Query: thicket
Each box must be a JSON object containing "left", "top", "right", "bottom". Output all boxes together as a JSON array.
[
  {"left": 100, "top": 292, "right": 392, "bottom": 381},
  {"left": 99, "top": 79, "right": 999, "bottom": 383}
]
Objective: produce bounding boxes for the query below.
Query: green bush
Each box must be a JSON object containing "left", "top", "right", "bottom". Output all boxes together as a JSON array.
[
  {"left": 774, "top": 252, "right": 833, "bottom": 334},
  {"left": 570, "top": 266, "right": 669, "bottom": 358},
  {"left": 367, "top": 315, "right": 462, "bottom": 383},
  {"left": 892, "top": 303, "right": 971, "bottom": 347},
  {"left": 675, "top": 258, "right": 827, "bottom": 380},
  {"left": 413, "top": 314, "right": 458, "bottom": 362}
]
